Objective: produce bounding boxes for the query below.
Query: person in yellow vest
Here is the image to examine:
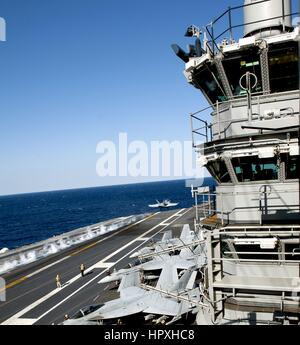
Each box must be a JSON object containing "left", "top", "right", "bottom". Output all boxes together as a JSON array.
[
  {"left": 56, "top": 274, "right": 62, "bottom": 288},
  {"left": 80, "top": 263, "right": 86, "bottom": 277}
]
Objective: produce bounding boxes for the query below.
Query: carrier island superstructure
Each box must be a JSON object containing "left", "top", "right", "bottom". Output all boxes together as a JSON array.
[{"left": 173, "top": 0, "right": 300, "bottom": 324}]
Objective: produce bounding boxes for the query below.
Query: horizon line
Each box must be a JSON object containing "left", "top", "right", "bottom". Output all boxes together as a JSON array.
[{"left": 0, "top": 176, "right": 213, "bottom": 198}]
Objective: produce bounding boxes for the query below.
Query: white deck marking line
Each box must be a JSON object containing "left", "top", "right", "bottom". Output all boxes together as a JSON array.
[
  {"left": 2, "top": 208, "right": 190, "bottom": 325},
  {"left": 69, "top": 212, "right": 161, "bottom": 256},
  {"left": 100, "top": 209, "right": 187, "bottom": 263},
  {"left": 92, "top": 262, "right": 115, "bottom": 269},
  {"left": 34, "top": 209, "right": 192, "bottom": 324},
  {"left": 2, "top": 212, "right": 159, "bottom": 294},
  {"left": 2, "top": 257, "right": 119, "bottom": 325},
  {"left": 6, "top": 318, "right": 38, "bottom": 325},
  {"left": 26, "top": 257, "right": 69, "bottom": 278}
]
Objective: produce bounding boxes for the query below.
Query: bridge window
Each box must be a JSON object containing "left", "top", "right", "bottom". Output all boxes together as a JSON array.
[
  {"left": 268, "top": 43, "right": 298, "bottom": 93},
  {"left": 206, "top": 159, "right": 232, "bottom": 183},
  {"left": 232, "top": 156, "right": 278, "bottom": 182},
  {"left": 193, "top": 64, "right": 227, "bottom": 104},
  {"left": 282, "top": 154, "right": 299, "bottom": 180},
  {"left": 222, "top": 49, "right": 262, "bottom": 97}
]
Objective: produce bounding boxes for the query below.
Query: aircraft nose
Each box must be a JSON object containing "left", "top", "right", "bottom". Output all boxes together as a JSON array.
[{"left": 98, "top": 276, "right": 113, "bottom": 284}]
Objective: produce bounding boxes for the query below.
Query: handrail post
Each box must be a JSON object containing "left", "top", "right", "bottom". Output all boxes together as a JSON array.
[
  {"left": 228, "top": 6, "right": 233, "bottom": 43},
  {"left": 190, "top": 114, "right": 195, "bottom": 147},
  {"left": 282, "top": 0, "right": 285, "bottom": 32},
  {"left": 217, "top": 100, "right": 221, "bottom": 139},
  {"left": 211, "top": 23, "right": 215, "bottom": 56}
]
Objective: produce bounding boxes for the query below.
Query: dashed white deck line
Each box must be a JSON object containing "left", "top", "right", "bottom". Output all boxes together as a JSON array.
[
  {"left": 6, "top": 318, "right": 38, "bottom": 325},
  {"left": 8, "top": 213, "right": 160, "bottom": 283},
  {"left": 92, "top": 262, "right": 115, "bottom": 269},
  {"left": 2, "top": 208, "right": 191, "bottom": 325},
  {"left": 26, "top": 257, "right": 70, "bottom": 279},
  {"left": 34, "top": 211, "right": 190, "bottom": 324}
]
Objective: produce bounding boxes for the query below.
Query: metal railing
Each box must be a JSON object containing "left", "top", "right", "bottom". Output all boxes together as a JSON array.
[
  {"left": 190, "top": 110, "right": 213, "bottom": 146},
  {"left": 194, "top": 187, "right": 299, "bottom": 227},
  {"left": 205, "top": 0, "right": 298, "bottom": 56},
  {"left": 190, "top": 90, "right": 299, "bottom": 147}
]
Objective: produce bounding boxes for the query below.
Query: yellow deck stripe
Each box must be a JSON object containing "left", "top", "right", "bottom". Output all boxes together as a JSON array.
[
  {"left": 1, "top": 213, "right": 157, "bottom": 292},
  {"left": 0, "top": 276, "right": 28, "bottom": 293}
]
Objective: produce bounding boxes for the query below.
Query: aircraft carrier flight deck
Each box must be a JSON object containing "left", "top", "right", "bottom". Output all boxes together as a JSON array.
[{"left": 0, "top": 208, "right": 195, "bottom": 325}]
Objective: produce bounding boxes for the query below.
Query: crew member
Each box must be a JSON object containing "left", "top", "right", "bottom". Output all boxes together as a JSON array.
[
  {"left": 80, "top": 263, "right": 86, "bottom": 277},
  {"left": 56, "top": 274, "right": 62, "bottom": 288}
]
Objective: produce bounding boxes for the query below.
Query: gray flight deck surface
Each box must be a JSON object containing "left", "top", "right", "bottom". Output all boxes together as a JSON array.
[{"left": 0, "top": 208, "right": 194, "bottom": 325}]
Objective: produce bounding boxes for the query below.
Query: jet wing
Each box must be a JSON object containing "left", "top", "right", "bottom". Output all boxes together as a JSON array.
[
  {"left": 148, "top": 204, "right": 159, "bottom": 208},
  {"left": 179, "top": 246, "right": 194, "bottom": 258},
  {"left": 144, "top": 294, "right": 183, "bottom": 316},
  {"left": 89, "top": 297, "right": 147, "bottom": 320},
  {"left": 130, "top": 246, "right": 153, "bottom": 258},
  {"left": 141, "top": 258, "right": 167, "bottom": 270},
  {"left": 167, "top": 202, "right": 179, "bottom": 207}
]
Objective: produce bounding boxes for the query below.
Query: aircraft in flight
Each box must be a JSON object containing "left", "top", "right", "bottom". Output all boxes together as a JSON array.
[{"left": 148, "top": 199, "right": 179, "bottom": 208}]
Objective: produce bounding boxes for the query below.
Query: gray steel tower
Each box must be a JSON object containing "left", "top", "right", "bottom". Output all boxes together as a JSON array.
[{"left": 173, "top": 0, "right": 300, "bottom": 324}]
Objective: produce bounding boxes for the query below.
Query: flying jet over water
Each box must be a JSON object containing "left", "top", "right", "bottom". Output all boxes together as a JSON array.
[{"left": 148, "top": 199, "right": 179, "bottom": 208}]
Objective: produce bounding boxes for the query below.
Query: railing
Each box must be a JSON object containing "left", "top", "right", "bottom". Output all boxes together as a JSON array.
[
  {"left": 194, "top": 187, "right": 299, "bottom": 227},
  {"left": 0, "top": 214, "right": 149, "bottom": 275},
  {"left": 190, "top": 90, "right": 299, "bottom": 147},
  {"left": 205, "top": 0, "right": 299, "bottom": 56},
  {"left": 190, "top": 108, "right": 213, "bottom": 146}
]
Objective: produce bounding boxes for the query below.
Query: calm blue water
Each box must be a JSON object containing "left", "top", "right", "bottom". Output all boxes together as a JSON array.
[{"left": 0, "top": 178, "right": 215, "bottom": 250}]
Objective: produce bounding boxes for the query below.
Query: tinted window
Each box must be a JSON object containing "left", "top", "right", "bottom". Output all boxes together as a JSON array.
[
  {"left": 282, "top": 154, "right": 299, "bottom": 180},
  {"left": 222, "top": 49, "right": 262, "bottom": 97},
  {"left": 268, "top": 43, "right": 299, "bottom": 93},
  {"left": 232, "top": 156, "right": 278, "bottom": 182},
  {"left": 206, "top": 159, "right": 232, "bottom": 183},
  {"left": 193, "top": 64, "right": 227, "bottom": 104}
]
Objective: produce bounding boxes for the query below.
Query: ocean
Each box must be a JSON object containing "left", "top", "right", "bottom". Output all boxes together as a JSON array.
[{"left": 0, "top": 178, "right": 215, "bottom": 250}]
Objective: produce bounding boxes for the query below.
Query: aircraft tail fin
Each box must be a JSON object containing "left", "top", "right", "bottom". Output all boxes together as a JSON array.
[
  {"left": 156, "top": 266, "right": 178, "bottom": 290},
  {"left": 171, "top": 267, "right": 196, "bottom": 293},
  {"left": 162, "top": 230, "right": 172, "bottom": 242},
  {"left": 180, "top": 224, "right": 191, "bottom": 241},
  {"left": 118, "top": 270, "right": 140, "bottom": 292}
]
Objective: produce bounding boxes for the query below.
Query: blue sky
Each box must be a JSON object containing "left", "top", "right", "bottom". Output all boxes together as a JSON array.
[{"left": 0, "top": 0, "right": 245, "bottom": 195}]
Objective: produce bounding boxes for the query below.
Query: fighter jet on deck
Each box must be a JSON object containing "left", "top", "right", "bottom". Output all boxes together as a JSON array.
[
  {"left": 130, "top": 224, "right": 197, "bottom": 259},
  {"left": 98, "top": 248, "right": 195, "bottom": 287},
  {"left": 63, "top": 267, "right": 198, "bottom": 325}
]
